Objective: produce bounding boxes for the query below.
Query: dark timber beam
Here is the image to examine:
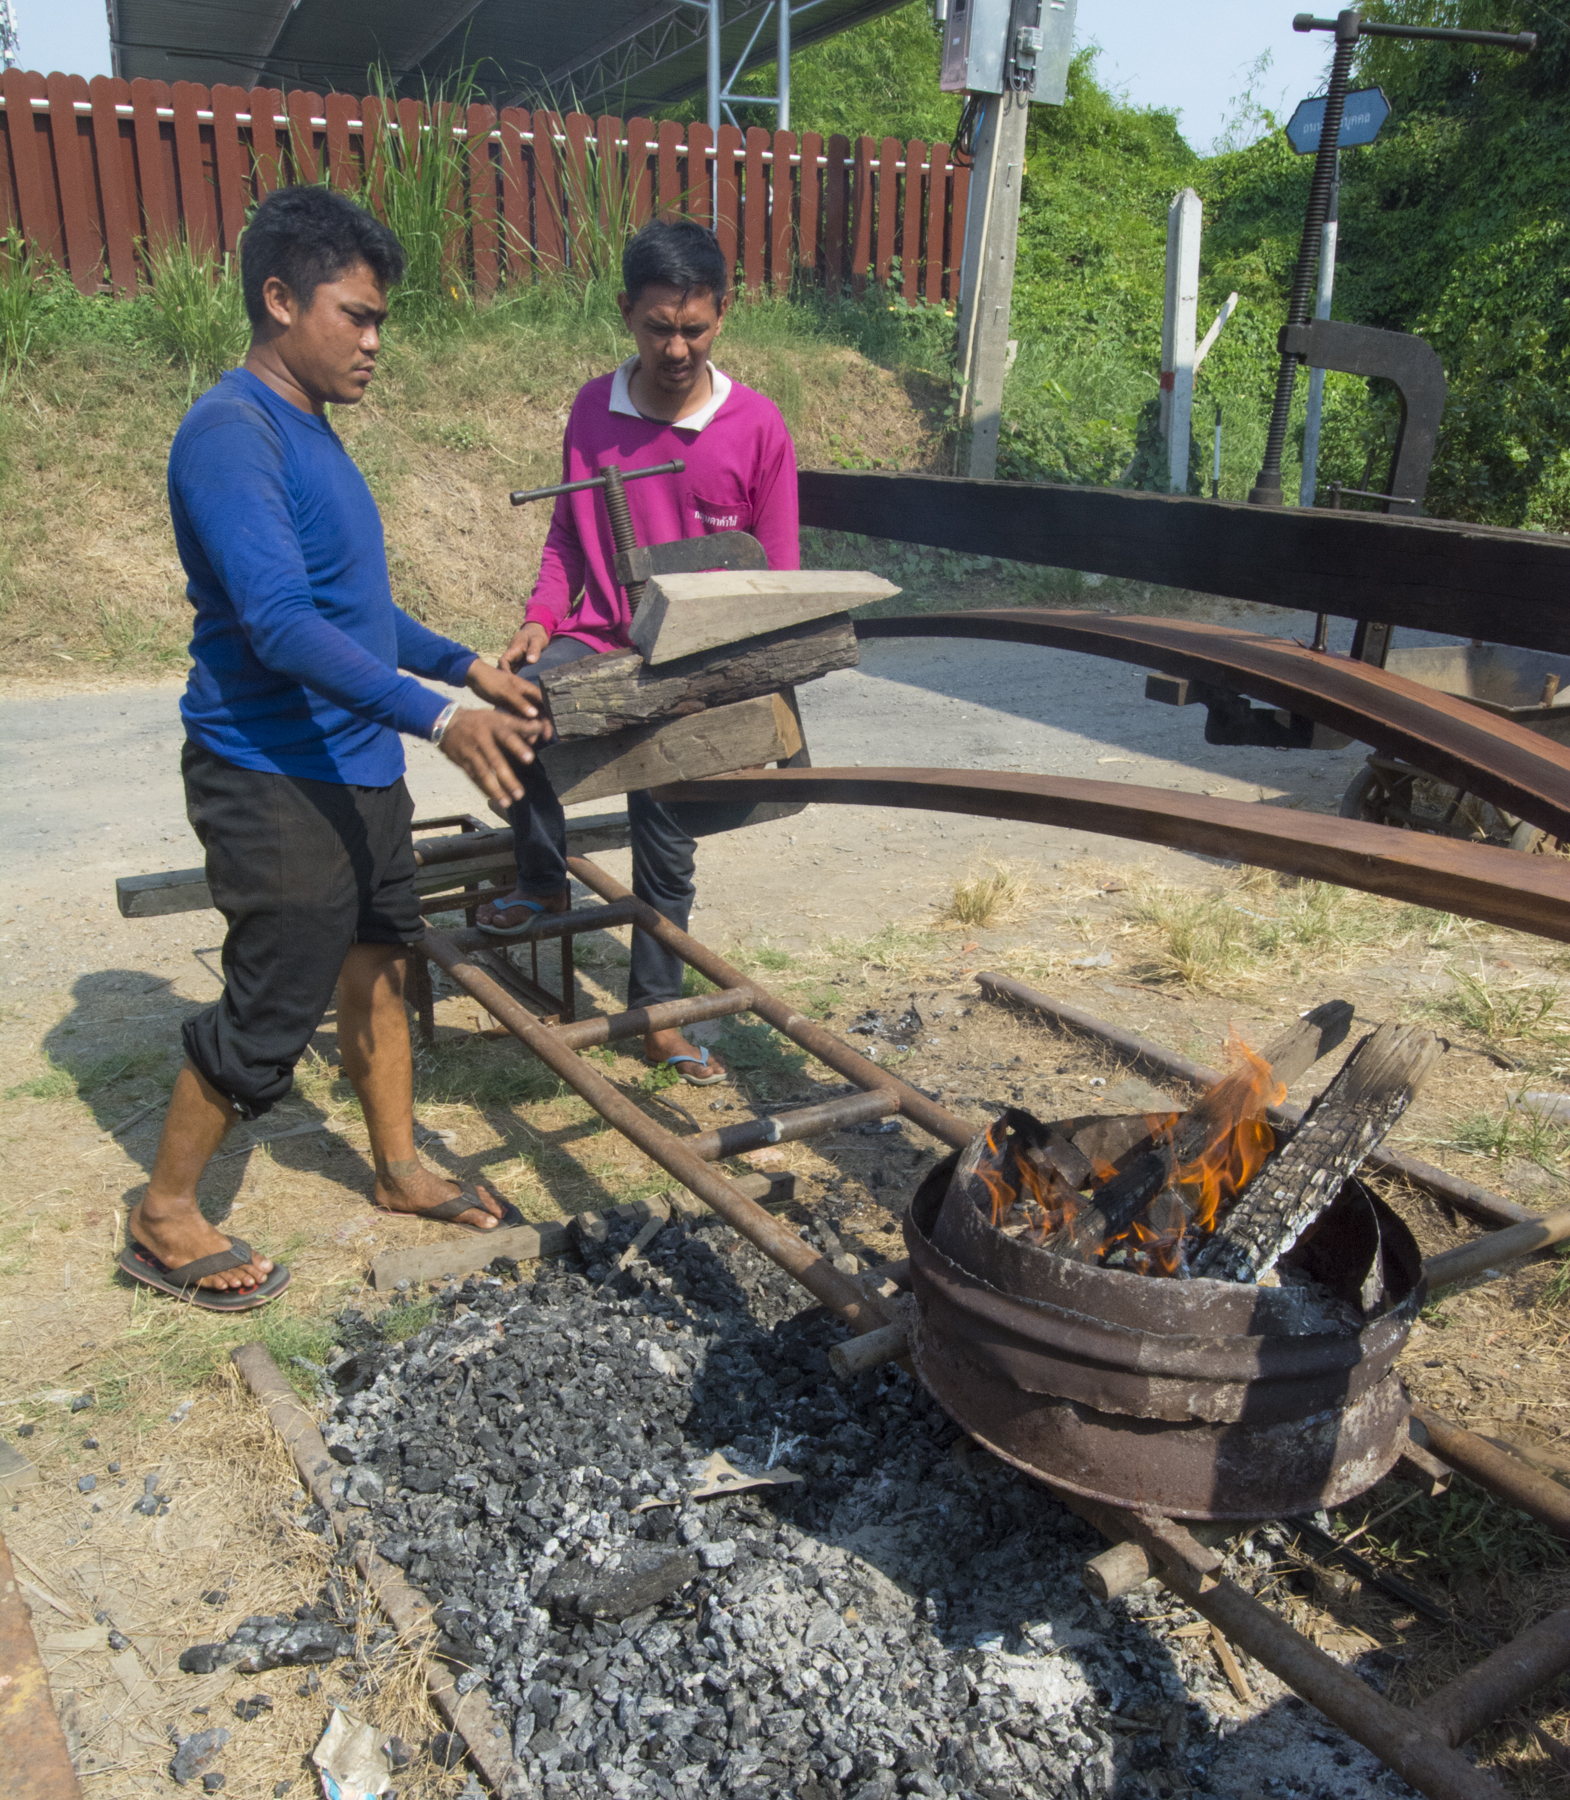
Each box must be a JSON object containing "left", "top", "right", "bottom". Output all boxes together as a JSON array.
[
  {"left": 656, "top": 766, "right": 1570, "bottom": 944},
  {"left": 853, "top": 610, "right": 1570, "bottom": 840},
  {"left": 798, "top": 471, "right": 1570, "bottom": 655}
]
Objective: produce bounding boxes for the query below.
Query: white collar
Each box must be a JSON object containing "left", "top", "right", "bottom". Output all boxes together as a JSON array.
[{"left": 609, "top": 355, "right": 731, "bottom": 432}]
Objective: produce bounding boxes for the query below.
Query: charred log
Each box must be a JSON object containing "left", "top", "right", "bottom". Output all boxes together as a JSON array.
[
  {"left": 1191, "top": 1022, "right": 1445, "bottom": 1284},
  {"left": 1043, "top": 1000, "right": 1355, "bottom": 1263}
]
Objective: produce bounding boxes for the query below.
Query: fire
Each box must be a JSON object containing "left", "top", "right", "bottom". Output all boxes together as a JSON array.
[{"left": 969, "top": 1032, "right": 1284, "bottom": 1278}]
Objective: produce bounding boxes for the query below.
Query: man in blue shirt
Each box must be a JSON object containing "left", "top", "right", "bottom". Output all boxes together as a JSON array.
[{"left": 120, "top": 187, "right": 548, "bottom": 1311}]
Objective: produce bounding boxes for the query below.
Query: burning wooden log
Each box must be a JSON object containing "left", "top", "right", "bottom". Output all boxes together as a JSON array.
[
  {"left": 1041, "top": 1000, "right": 1354, "bottom": 1263},
  {"left": 1192, "top": 1022, "right": 1445, "bottom": 1283}
]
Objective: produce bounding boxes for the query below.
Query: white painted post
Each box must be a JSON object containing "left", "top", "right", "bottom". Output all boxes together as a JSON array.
[
  {"left": 777, "top": 0, "right": 791, "bottom": 130},
  {"left": 708, "top": 0, "right": 723, "bottom": 133},
  {"left": 1162, "top": 188, "right": 1202, "bottom": 494},
  {"left": 1298, "top": 154, "right": 1340, "bottom": 508}
]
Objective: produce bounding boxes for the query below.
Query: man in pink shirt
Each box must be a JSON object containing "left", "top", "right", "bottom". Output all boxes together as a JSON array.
[{"left": 480, "top": 218, "right": 799, "bottom": 1084}]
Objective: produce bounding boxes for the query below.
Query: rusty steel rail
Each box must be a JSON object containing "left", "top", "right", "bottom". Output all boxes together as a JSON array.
[
  {"left": 854, "top": 610, "right": 1570, "bottom": 841},
  {"left": 0, "top": 1528, "right": 81, "bottom": 1800},
  {"left": 657, "top": 766, "right": 1570, "bottom": 945},
  {"left": 1412, "top": 1405, "right": 1570, "bottom": 1541},
  {"left": 974, "top": 971, "right": 1542, "bottom": 1233}
]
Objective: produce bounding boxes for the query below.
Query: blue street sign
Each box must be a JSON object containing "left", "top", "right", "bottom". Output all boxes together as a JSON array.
[{"left": 1285, "top": 86, "right": 1392, "bottom": 154}]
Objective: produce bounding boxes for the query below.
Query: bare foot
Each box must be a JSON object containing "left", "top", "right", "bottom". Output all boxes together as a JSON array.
[
  {"left": 645, "top": 1027, "right": 727, "bottom": 1081},
  {"left": 127, "top": 1198, "right": 275, "bottom": 1292},
  {"left": 475, "top": 887, "right": 571, "bottom": 932},
  {"left": 375, "top": 1157, "right": 506, "bottom": 1230}
]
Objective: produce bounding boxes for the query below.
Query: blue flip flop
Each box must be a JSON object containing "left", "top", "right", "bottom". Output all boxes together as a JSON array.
[
  {"left": 477, "top": 894, "right": 551, "bottom": 938},
  {"left": 651, "top": 1046, "right": 727, "bottom": 1086}
]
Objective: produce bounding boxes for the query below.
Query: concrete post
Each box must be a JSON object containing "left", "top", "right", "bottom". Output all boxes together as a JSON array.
[
  {"left": 1161, "top": 187, "right": 1202, "bottom": 494},
  {"left": 956, "top": 90, "right": 1030, "bottom": 480},
  {"left": 777, "top": 0, "right": 791, "bottom": 130}
]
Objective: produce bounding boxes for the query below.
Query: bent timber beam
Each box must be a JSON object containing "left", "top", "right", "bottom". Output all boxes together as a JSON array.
[
  {"left": 798, "top": 469, "right": 1570, "bottom": 656},
  {"left": 854, "top": 610, "right": 1570, "bottom": 840},
  {"left": 654, "top": 766, "right": 1570, "bottom": 944}
]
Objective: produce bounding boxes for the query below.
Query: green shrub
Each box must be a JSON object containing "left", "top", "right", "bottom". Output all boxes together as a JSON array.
[{"left": 148, "top": 237, "right": 248, "bottom": 396}]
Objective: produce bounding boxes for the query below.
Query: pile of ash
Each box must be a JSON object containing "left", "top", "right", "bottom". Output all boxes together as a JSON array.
[{"left": 318, "top": 1212, "right": 1407, "bottom": 1800}]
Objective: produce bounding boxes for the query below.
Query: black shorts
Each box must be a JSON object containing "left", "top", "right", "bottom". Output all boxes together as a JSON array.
[{"left": 180, "top": 740, "right": 423, "bottom": 1119}]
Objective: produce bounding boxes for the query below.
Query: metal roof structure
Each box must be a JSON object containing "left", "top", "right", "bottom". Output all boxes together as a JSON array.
[{"left": 107, "top": 0, "right": 911, "bottom": 122}]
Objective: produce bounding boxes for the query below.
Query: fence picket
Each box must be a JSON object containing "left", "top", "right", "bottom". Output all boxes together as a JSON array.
[
  {"left": 798, "top": 130, "right": 823, "bottom": 286},
  {"left": 497, "top": 107, "right": 530, "bottom": 278},
  {"left": 209, "top": 84, "right": 251, "bottom": 255},
  {"left": 170, "top": 82, "right": 215, "bottom": 254},
  {"left": 824, "top": 133, "right": 849, "bottom": 291},
  {"left": 685, "top": 123, "right": 713, "bottom": 227},
  {"left": 714, "top": 123, "right": 741, "bottom": 273},
  {"left": 626, "top": 116, "right": 654, "bottom": 230},
  {"left": 901, "top": 138, "right": 925, "bottom": 302},
  {"left": 88, "top": 75, "right": 138, "bottom": 292},
  {"left": 250, "top": 87, "right": 283, "bottom": 197},
  {"left": 127, "top": 77, "right": 174, "bottom": 253},
  {"left": 925, "top": 140, "right": 949, "bottom": 304},
  {"left": 770, "top": 127, "right": 793, "bottom": 292},
  {"left": 947, "top": 156, "right": 970, "bottom": 300},
  {"left": 4, "top": 70, "right": 58, "bottom": 261},
  {"left": 47, "top": 72, "right": 100, "bottom": 290},
  {"left": 468, "top": 102, "right": 499, "bottom": 295},
  {"left": 533, "top": 110, "right": 565, "bottom": 271},
  {"left": 850, "top": 136, "right": 874, "bottom": 296},
  {"left": 875, "top": 134, "right": 898, "bottom": 288},
  {"left": 324, "top": 90, "right": 357, "bottom": 191},
  {"left": 563, "top": 112, "right": 593, "bottom": 273},
  {"left": 656, "top": 118, "right": 681, "bottom": 219},
  {"left": 287, "top": 90, "right": 321, "bottom": 185},
  {"left": 743, "top": 126, "right": 768, "bottom": 294}
]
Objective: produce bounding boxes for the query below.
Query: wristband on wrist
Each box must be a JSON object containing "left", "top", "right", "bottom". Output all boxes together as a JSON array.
[{"left": 431, "top": 702, "right": 459, "bottom": 746}]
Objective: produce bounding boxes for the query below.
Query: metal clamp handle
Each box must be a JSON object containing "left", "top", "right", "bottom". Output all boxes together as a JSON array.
[
  {"left": 1293, "top": 11, "right": 1535, "bottom": 52},
  {"left": 508, "top": 459, "right": 685, "bottom": 508}
]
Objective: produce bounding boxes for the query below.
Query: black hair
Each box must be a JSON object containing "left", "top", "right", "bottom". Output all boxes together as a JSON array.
[
  {"left": 240, "top": 186, "right": 405, "bottom": 327},
  {"left": 621, "top": 217, "right": 729, "bottom": 307}
]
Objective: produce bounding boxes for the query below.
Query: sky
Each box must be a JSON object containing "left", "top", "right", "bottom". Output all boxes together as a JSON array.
[{"left": 14, "top": 0, "right": 1334, "bottom": 155}]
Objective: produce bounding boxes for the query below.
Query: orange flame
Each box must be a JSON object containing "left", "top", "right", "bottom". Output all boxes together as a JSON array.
[{"left": 1169, "top": 1030, "right": 1284, "bottom": 1234}]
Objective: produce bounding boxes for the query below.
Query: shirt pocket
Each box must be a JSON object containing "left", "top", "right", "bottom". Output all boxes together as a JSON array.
[{"left": 690, "top": 493, "right": 753, "bottom": 535}]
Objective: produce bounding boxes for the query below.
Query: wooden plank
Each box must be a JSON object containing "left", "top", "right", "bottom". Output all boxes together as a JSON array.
[
  {"left": 631, "top": 569, "right": 897, "bottom": 664},
  {"left": 324, "top": 89, "right": 357, "bottom": 190},
  {"left": 743, "top": 125, "right": 768, "bottom": 294},
  {"left": 875, "top": 133, "right": 899, "bottom": 286},
  {"left": 925, "top": 140, "right": 949, "bottom": 302},
  {"left": 596, "top": 112, "right": 620, "bottom": 238},
  {"left": 0, "top": 1529, "right": 81, "bottom": 1798},
  {"left": 823, "top": 133, "right": 849, "bottom": 289},
  {"left": 539, "top": 690, "right": 803, "bottom": 805},
  {"left": 3, "top": 69, "right": 59, "bottom": 262},
  {"left": 170, "top": 81, "right": 214, "bottom": 252},
  {"left": 804, "top": 473, "right": 1570, "bottom": 658},
  {"left": 850, "top": 135, "right": 874, "bottom": 295},
  {"left": 208, "top": 83, "right": 251, "bottom": 255},
  {"left": 542, "top": 616, "right": 858, "bottom": 737},
  {"left": 770, "top": 127, "right": 792, "bottom": 291},
  {"left": 250, "top": 85, "right": 283, "bottom": 197},
  {"left": 48, "top": 73, "right": 100, "bottom": 291},
  {"left": 947, "top": 154, "right": 970, "bottom": 299},
  {"left": 533, "top": 109, "right": 565, "bottom": 270},
  {"left": 367, "top": 1175, "right": 792, "bottom": 1292},
  {"left": 0, "top": 1441, "right": 38, "bottom": 1497},
  {"left": 287, "top": 88, "right": 320, "bottom": 185},
  {"left": 686, "top": 122, "right": 713, "bottom": 226},
  {"left": 497, "top": 106, "right": 530, "bottom": 277},
  {"left": 715, "top": 122, "right": 742, "bottom": 273},
  {"left": 627, "top": 114, "right": 654, "bottom": 228},
  {"left": 797, "top": 130, "right": 823, "bottom": 284},
  {"left": 901, "top": 137, "right": 925, "bottom": 300},
  {"left": 87, "top": 78, "right": 136, "bottom": 292},
  {"left": 127, "top": 76, "right": 173, "bottom": 253},
  {"left": 654, "top": 764, "right": 1570, "bottom": 945},
  {"left": 656, "top": 116, "right": 682, "bottom": 217},
  {"left": 468, "top": 102, "right": 499, "bottom": 295},
  {"left": 0, "top": 79, "right": 14, "bottom": 234}
]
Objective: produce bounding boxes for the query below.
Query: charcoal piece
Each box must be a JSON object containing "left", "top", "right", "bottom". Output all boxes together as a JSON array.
[
  {"left": 15, "top": 1424, "right": 33, "bottom": 1438},
  {"left": 107, "top": 1629, "right": 130, "bottom": 1652},
  {"left": 430, "top": 1731, "right": 466, "bottom": 1769},
  {"left": 70, "top": 1394, "right": 94, "bottom": 1413},
  {"left": 541, "top": 1549, "right": 700, "bottom": 1621},
  {"left": 383, "top": 1736, "right": 413, "bottom": 1770},
  {"left": 169, "top": 1728, "right": 229, "bottom": 1785},
  {"left": 179, "top": 1644, "right": 224, "bottom": 1676},
  {"left": 202, "top": 1775, "right": 226, "bottom": 1793},
  {"left": 77, "top": 1475, "right": 96, "bottom": 1493},
  {"left": 202, "top": 1590, "right": 228, "bottom": 1606},
  {"left": 1194, "top": 1022, "right": 1444, "bottom": 1283},
  {"left": 233, "top": 1696, "right": 273, "bottom": 1721}
]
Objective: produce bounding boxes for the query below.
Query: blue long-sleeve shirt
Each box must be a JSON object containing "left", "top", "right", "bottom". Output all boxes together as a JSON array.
[{"left": 171, "top": 367, "right": 475, "bottom": 785}]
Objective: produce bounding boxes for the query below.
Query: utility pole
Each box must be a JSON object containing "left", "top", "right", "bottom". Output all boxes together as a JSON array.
[
  {"left": 0, "top": 0, "right": 20, "bottom": 72},
  {"left": 1298, "top": 153, "right": 1339, "bottom": 506},
  {"left": 1159, "top": 188, "right": 1202, "bottom": 494},
  {"left": 955, "top": 90, "right": 1030, "bottom": 479}
]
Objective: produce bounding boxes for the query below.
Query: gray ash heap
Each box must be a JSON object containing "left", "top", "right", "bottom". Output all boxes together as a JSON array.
[{"left": 320, "top": 1211, "right": 1398, "bottom": 1800}]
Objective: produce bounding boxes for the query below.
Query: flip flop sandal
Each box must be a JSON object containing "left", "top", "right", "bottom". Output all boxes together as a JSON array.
[
  {"left": 117, "top": 1237, "right": 291, "bottom": 1312},
  {"left": 373, "top": 1185, "right": 526, "bottom": 1233},
  {"left": 477, "top": 895, "right": 553, "bottom": 938},
  {"left": 650, "top": 1047, "right": 727, "bottom": 1087}
]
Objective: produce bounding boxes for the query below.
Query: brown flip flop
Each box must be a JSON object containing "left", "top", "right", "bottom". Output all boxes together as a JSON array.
[
  {"left": 373, "top": 1185, "right": 524, "bottom": 1233},
  {"left": 117, "top": 1237, "right": 290, "bottom": 1311}
]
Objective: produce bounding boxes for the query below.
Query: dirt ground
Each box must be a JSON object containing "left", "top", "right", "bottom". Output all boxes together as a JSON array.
[{"left": 4, "top": 624, "right": 1570, "bottom": 1797}]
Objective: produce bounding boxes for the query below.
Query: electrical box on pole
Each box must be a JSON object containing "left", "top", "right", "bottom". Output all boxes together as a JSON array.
[{"left": 948, "top": 0, "right": 1078, "bottom": 478}]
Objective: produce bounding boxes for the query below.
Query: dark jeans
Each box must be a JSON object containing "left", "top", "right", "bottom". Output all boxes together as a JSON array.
[
  {"left": 180, "top": 741, "right": 423, "bottom": 1119},
  {"left": 511, "top": 636, "right": 696, "bottom": 1010}
]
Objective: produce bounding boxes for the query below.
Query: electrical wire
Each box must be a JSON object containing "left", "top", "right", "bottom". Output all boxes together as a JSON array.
[{"left": 953, "top": 93, "right": 983, "bottom": 162}]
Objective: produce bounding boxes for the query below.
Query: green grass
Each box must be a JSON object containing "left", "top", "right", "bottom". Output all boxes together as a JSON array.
[
  {"left": 379, "top": 1297, "right": 439, "bottom": 1342},
  {"left": 1337, "top": 1481, "right": 1568, "bottom": 1587},
  {"left": 1425, "top": 967, "right": 1566, "bottom": 1046},
  {"left": 1443, "top": 1104, "right": 1570, "bottom": 1174},
  {"left": 4, "top": 1048, "right": 168, "bottom": 1102}
]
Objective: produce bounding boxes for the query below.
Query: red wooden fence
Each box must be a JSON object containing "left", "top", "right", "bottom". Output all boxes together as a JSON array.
[{"left": 0, "top": 69, "right": 970, "bottom": 305}]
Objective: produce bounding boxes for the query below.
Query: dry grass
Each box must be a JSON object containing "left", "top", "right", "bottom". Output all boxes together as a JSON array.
[{"left": 935, "top": 858, "right": 1041, "bottom": 931}]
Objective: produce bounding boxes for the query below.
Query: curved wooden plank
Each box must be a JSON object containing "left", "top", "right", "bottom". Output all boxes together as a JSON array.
[
  {"left": 798, "top": 469, "right": 1570, "bottom": 657},
  {"left": 655, "top": 766, "right": 1570, "bottom": 944},
  {"left": 855, "top": 610, "right": 1570, "bottom": 841}
]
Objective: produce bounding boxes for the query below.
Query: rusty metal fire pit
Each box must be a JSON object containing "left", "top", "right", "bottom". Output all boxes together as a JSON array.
[{"left": 903, "top": 1113, "right": 1427, "bottom": 1520}]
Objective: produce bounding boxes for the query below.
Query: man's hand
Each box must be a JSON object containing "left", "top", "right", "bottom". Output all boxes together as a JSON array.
[
  {"left": 501, "top": 621, "right": 551, "bottom": 671},
  {"left": 438, "top": 708, "right": 548, "bottom": 810},
  {"left": 465, "top": 657, "right": 550, "bottom": 725}
]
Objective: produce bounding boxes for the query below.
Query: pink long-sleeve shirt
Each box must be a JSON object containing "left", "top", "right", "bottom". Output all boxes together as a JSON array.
[{"left": 524, "top": 358, "right": 800, "bottom": 653}]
